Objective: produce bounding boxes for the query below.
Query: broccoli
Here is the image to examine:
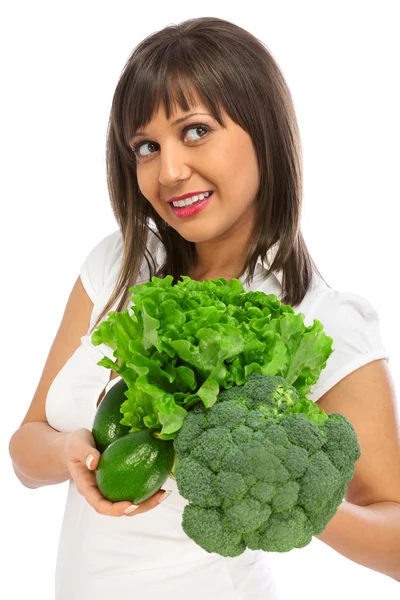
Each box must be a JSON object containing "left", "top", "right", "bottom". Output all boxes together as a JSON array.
[{"left": 173, "top": 373, "right": 361, "bottom": 556}]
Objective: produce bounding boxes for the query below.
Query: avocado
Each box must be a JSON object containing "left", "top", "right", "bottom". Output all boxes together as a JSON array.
[
  {"left": 96, "top": 429, "right": 175, "bottom": 503},
  {"left": 92, "top": 377, "right": 132, "bottom": 453}
]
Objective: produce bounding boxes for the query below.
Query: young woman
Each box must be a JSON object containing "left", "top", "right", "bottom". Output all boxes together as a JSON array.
[{"left": 9, "top": 16, "right": 400, "bottom": 599}]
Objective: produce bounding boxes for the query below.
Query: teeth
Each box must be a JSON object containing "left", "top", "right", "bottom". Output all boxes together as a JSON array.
[{"left": 172, "top": 191, "right": 211, "bottom": 208}]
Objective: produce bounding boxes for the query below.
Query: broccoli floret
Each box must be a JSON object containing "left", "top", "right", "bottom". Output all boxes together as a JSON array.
[
  {"left": 173, "top": 373, "right": 361, "bottom": 556},
  {"left": 218, "top": 372, "right": 300, "bottom": 413}
]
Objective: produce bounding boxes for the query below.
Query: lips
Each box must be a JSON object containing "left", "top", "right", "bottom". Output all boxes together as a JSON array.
[
  {"left": 167, "top": 191, "right": 212, "bottom": 203},
  {"left": 170, "top": 191, "right": 213, "bottom": 218}
]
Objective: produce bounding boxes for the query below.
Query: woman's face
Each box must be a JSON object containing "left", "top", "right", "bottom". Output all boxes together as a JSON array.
[{"left": 130, "top": 98, "right": 260, "bottom": 248}]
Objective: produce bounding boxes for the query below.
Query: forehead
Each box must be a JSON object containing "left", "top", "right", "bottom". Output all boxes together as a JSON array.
[
  {"left": 126, "top": 80, "right": 228, "bottom": 145},
  {"left": 155, "top": 103, "right": 206, "bottom": 123},
  {"left": 129, "top": 85, "right": 222, "bottom": 141},
  {"left": 151, "top": 86, "right": 209, "bottom": 121}
]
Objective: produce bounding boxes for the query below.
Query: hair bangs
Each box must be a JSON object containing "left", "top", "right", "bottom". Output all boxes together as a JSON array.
[{"left": 120, "top": 44, "right": 229, "bottom": 155}]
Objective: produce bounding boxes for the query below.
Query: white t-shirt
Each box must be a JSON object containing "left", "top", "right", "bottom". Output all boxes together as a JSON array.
[{"left": 45, "top": 224, "right": 389, "bottom": 599}]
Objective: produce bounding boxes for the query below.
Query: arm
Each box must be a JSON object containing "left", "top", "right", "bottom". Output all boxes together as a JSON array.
[
  {"left": 315, "top": 359, "right": 400, "bottom": 581},
  {"left": 316, "top": 500, "right": 400, "bottom": 582},
  {"left": 9, "top": 275, "right": 95, "bottom": 489},
  {"left": 9, "top": 421, "right": 70, "bottom": 488}
]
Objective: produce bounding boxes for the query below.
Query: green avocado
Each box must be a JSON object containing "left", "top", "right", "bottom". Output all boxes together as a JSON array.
[
  {"left": 95, "top": 429, "right": 175, "bottom": 503},
  {"left": 92, "top": 377, "right": 132, "bottom": 453}
]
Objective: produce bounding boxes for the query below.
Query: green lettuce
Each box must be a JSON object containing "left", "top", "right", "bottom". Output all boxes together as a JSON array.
[{"left": 91, "top": 275, "right": 333, "bottom": 440}]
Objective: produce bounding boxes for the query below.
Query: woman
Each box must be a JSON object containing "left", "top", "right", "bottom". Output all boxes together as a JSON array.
[{"left": 9, "top": 16, "right": 400, "bottom": 599}]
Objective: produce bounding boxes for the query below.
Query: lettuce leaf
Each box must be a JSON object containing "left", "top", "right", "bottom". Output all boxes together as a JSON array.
[{"left": 91, "top": 275, "right": 333, "bottom": 440}]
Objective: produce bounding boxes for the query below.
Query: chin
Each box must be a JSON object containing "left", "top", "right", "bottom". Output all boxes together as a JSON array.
[{"left": 172, "top": 227, "right": 216, "bottom": 244}]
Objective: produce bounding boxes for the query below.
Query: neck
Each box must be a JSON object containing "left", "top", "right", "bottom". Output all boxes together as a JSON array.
[
  {"left": 189, "top": 208, "right": 257, "bottom": 280},
  {"left": 190, "top": 246, "right": 248, "bottom": 282}
]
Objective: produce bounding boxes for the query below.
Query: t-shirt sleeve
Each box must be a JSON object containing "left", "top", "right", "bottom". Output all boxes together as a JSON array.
[
  {"left": 79, "top": 229, "right": 121, "bottom": 304},
  {"left": 307, "top": 289, "right": 389, "bottom": 403}
]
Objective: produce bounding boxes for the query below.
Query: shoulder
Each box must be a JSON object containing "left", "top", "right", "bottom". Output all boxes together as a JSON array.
[
  {"left": 308, "top": 284, "right": 383, "bottom": 338},
  {"left": 296, "top": 272, "right": 382, "bottom": 330},
  {"left": 79, "top": 222, "right": 164, "bottom": 305},
  {"left": 79, "top": 229, "right": 123, "bottom": 303},
  {"left": 301, "top": 282, "right": 389, "bottom": 403}
]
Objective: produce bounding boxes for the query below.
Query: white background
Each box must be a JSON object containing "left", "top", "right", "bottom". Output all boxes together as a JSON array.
[{"left": 2, "top": 1, "right": 399, "bottom": 598}]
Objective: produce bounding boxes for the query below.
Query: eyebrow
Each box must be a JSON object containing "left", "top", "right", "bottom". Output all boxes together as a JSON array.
[{"left": 130, "top": 112, "right": 212, "bottom": 140}]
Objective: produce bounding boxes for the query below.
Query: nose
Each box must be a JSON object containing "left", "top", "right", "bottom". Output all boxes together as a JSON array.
[{"left": 158, "top": 142, "right": 192, "bottom": 187}]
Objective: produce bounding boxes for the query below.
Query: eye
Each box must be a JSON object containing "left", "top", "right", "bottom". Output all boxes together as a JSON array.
[{"left": 130, "top": 123, "right": 211, "bottom": 161}]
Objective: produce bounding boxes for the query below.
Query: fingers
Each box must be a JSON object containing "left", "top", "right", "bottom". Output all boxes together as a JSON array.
[
  {"left": 72, "top": 455, "right": 171, "bottom": 517},
  {"left": 72, "top": 462, "right": 135, "bottom": 517},
  {"left": 85, "top": 451, "right": 100, "bottom": 471},
  {"left": 85, "top": 471, "right": 135, "bottom": 517},
  {"left": 123, "top": 489, "right": 171, "bottom": 517},
  {"left": 64, "top": 428, "right": 99, "bottom": 469},
  {"left": 65, "top": 429, "right": 172, "bottom": 517}
]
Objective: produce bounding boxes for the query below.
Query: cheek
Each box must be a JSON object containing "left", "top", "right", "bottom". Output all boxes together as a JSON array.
[
  {"left": 220, "top": 142, "right": 258, "bottom": 195},
  {"left": 240, "top": 159, "right": 260, "bottom": 202},
  {"left": 137, "top": 174, "right": 151, "bottom": 196},
  {"left": 137, "top": 180, "right": 159, "bottom": 208}
]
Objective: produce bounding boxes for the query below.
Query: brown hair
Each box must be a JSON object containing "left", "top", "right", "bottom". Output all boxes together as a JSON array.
[{"left": 89, "top": 16, "right": 329, "bottom": 335}]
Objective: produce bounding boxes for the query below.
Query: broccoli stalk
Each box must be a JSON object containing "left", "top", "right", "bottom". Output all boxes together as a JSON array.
[{"left": 173, "top": 373, "right": 361, "bottom": 556}]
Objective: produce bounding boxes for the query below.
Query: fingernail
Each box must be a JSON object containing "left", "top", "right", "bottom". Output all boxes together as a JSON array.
[
  {"left": 86, "top": 454, "right": 94, "bottom": 469},
  {"left": 124, "top": 504, "right": 139, "bottom": 514},
  {"left": 158, "top": 490, "right": 172, "bottom": 503}
]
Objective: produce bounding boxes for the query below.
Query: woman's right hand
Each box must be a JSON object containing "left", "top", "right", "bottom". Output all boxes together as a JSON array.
[{"left": 62, "top": 428, "right": 168, "bottom": 517}]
